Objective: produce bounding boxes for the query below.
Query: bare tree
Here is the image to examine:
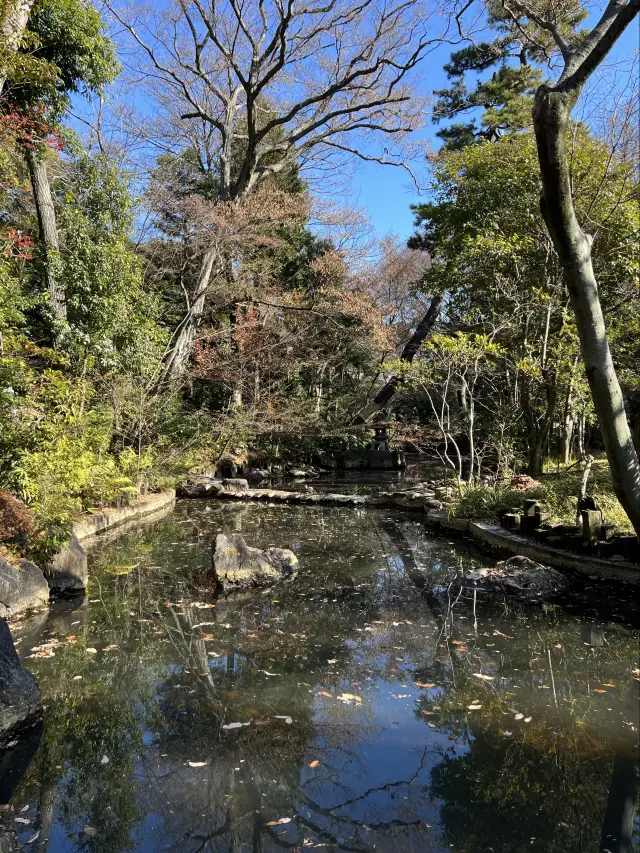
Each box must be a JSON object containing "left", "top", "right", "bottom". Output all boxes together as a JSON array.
[
  {"left": 484, "top": 0, "right": 640, "bottom": 537},
  {"left": 104, "top": 0, "right": 449, "bottom": 381}
]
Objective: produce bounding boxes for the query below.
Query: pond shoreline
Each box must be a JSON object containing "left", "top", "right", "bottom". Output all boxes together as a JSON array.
[{"left": 177, "top": 483, "right": 640, "bottom": 586}]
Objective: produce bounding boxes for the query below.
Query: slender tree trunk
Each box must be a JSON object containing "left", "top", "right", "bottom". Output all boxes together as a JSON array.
[
  {"left": 533, "top": 86, "right": 640, "bottom": 538},
  {"left": 577, "top": 411, "right": 586, "bottom": 458},
  {"left": 0, "top": 0, "right": 36, "bottom": 94},
  {"left": 352, "top": 293, "right": 444, "bottom": 423},
  {"left": 25, "top": 147, "right": 66, "bottom": 336},
  {"left": 160, "top": 246, "right": 218, "bottom": 384},
  {"left": 561, "top": 366, "right": 578, "bottom": 464}
]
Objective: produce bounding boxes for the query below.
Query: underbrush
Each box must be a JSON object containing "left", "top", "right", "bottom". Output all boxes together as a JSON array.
[{"left": 453, "top": 459, "right": 633, "bottom": 533}]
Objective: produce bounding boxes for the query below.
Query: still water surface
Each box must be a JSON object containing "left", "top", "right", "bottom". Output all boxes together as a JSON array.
[{"left": 4, "top": 500, "right": 640, "bottom": 852}]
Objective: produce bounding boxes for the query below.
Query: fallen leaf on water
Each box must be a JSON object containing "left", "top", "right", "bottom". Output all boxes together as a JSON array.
[
  {"left": 327, "top": 659, "right": 337, "bottom": 664},
  {"left": 468, "top": 704, "right": 482, "bottom": 710},
  {"left": 601, "top": 683, "right": 616, "bottom": 688},
  {"left": 524, "top": 717, "right": 532, "bottom": 722},
  {"left": 221, "top": 722, "right": 250, "bottom": 730},
  {"left": 337, "top": 693, "right": 361, "bottom": 704},
  {"left": 472, "top": 673, "right": 494, "bottom": 681},
  {"left": 266, "top": 817, "right": 292, "bottom": 826},
  {"left": 414, "top": 682, "right": 436, "bottom": 688},
  {"left": 493, "top": 631, "right": 513, "bottom": 639},
  {"left": 316, "top": 691, "right": 332, "bottom": 698},
  {"left": 14, "top": 817, "right": 30, "bottom": 825},
  {"left": 275, "top": 715, "right": 293, "bottom": 725},
  {"left": 514, "top": 713, "right": 524, "bottom": 720},
  {"left": 308, "top": 760, "right": 320, "bottom": 768},
  {"left": 86, "top": 648, "right": 97, "bottom": 655},
  {"left": 593, "top": 689, "right": 607, "bottom": 693},
  {"left": 261, "top": 670, "right": 281, "bottom": 677},
  {"left": 26, "top": 830, "right": 40, "bottom": 843},
  {"left": 187, "top": 761, "right": 208, "bottom": 767},
  {"left": 427, "top": 722, "right": 437, "bottom": 728}
]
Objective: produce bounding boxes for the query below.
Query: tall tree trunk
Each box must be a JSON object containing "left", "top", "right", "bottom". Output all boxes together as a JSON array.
[
  {"left": 0, "top": 0, "right": 35, "bottom": 94},
  {"left": 533, "top": 86, "right": 640, "bottom": 537},
  {"left": 561, "top": 368, "right": 578, "bottom": 464},
  {"left": 160, "top": 247, "right": 218, "bottom": 384},
  {"left": 25, "top": 147, "right": 66, "bottom": 335},
  {"left": 522, "top": 368, "right": 557, "bottom": 477},
  {"left": 352, "top": 293, "right": 444, "bottom": 423}
]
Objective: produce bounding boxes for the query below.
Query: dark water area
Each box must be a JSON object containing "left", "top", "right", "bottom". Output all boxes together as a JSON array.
[
  {"left": 276, "top": 460, "right": 446, "bottom": 495},
  {"left": 2, "top": 499, "right": 639, "bottom": 853}
]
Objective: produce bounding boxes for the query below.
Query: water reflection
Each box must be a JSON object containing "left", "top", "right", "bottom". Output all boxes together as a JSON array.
[{"left": 2, "top": 502, "right": 639, "bottom": 852}]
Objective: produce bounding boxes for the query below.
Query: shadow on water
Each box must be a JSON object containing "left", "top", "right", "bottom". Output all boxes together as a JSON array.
[{"left": 1, "top": 500, "right": 638, "bottom": 852}]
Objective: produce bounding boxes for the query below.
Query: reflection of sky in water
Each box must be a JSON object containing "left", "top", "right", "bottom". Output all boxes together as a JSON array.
[{"left": 3, "top": 499, "right": 639, "bottom": 853}]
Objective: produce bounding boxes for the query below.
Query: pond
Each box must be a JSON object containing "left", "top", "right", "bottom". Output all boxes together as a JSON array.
[{"left": 3, "top": 500, "right": 639, "bottom": 853}]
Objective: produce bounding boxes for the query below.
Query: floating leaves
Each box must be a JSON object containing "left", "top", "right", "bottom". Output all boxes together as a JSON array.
[
  {"left": 472, "top": 673, "right": 494, "bottom": 681},
  {"left": 222, "top": 722, "right": 250, "bottom": 730},
  {"left": 266, "top": 817, "right": 292, "bottom": 827},
  {"left": 414, "top": 682, "right": 436, "bottom": 688},
  {"left": 308, "top": 760, "right": 320, "bottom": 768},
  {"left": 337, "top": 693, "right": 361, "bottom": 704},
  {"left": 187, "top": 760, "right": 208, "bottom": 767}
]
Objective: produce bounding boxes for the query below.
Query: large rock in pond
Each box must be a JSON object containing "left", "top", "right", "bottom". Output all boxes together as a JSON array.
[
  {"left": 212, "top": 533, "right": 298, "bottom": 594},
  {"left": 461, "top": 555, "right": 569, "bottom": 601},
  {"left": 0, "top": 557, "right": 49, "bottom": 618},
  {"left": 177, "top": 477, "right": 225, "bottom": 498},
  {"left": 222, "top": 478, "right": 249, "bottom": 493},
  {"left": 0, "top": 617, "right": 42, "bottom": 743},
  {"left": 46, "top": 533, "right": 87, "bottom": 594}
]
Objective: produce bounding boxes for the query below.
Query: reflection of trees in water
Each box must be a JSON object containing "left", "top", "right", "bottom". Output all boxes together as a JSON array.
[
  {"left": 6, "top": 503, "right": 640, "bottom": 852},
  {"left": 430, "top": 725, "right": 639, "bottom": 853}
]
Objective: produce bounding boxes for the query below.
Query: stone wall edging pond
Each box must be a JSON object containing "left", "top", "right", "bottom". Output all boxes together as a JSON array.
[
  {"left": 1, "top": 491, "right": 176, "bottom": 621},
  {"left": 73, "top": 489, "right": 177, "bottom": 541},
  {"left": 424, "top": 512, "right": 640, "bottom": 586},
  {"left": 177, "top": 482, "right": 640, "bottom": 586}
]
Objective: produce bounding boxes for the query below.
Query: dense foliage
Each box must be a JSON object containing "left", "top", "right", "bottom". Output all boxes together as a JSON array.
[{"left": 0, "top": 0, "right": 638, "bottom": 552}]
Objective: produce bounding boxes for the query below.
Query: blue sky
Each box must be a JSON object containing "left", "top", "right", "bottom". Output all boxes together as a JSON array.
[
  {"left": 343, "top": 22, "right": 639, "bottom": 242},
  {"left": 344, "top": 41, "right": 453, "bottom": 242}
]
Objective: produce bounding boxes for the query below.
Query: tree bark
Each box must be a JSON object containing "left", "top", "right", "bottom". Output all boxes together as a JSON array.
[
  {"left": 352, "top": 293, "right": 444, "bottom": 423},
  {"left": 0, "top": 0, "right": 36, "bottom": 94},
  {"left": 160, "top": 246, "right": 218, "bottom": 384},
  {"left": 533, "top": 85, "right": 640, "bottom": 537},
  {"left": 25, "top": 147, "right": 66, "bottom": 335}
]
